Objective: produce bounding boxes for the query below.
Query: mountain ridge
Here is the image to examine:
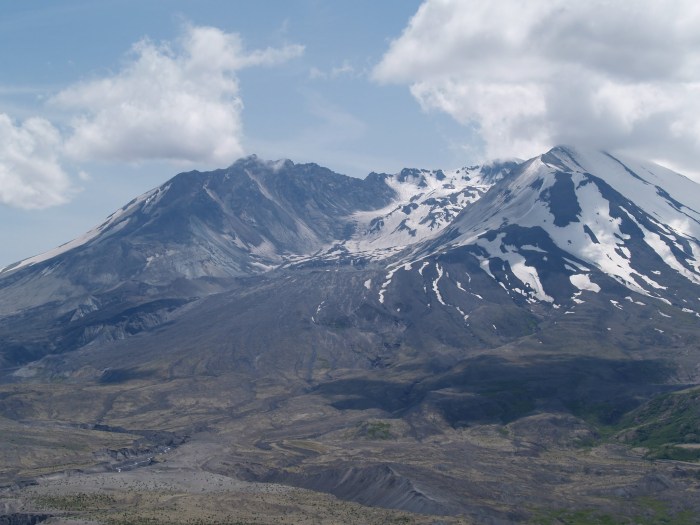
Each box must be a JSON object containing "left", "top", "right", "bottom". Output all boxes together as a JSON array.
[{"left": 1, "top": 145, "right": 699, "bottom": 361}]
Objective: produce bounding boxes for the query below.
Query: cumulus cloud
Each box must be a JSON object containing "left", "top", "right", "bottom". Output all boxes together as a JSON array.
[
  {"left": 0, "top": 25, "right": 302, "bottom": 210},
  {"left": 374, "top": 0, "right": 700, "bottom": 173},
  {"left": 53, "top": 25, "right": 304, "bottom": 166},
  {"left": 0, "top": 114, "right": 74, "bottom": 209}
]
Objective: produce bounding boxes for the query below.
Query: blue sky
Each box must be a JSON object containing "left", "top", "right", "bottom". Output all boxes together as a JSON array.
[{"left": 1, "top": 1, "right": 699, "bottom": 267}]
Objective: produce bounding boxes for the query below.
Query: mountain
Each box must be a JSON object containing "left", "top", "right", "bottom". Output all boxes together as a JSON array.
[
  {"left": 0, "top": 156, "right": 394, "bottom": 311},
  {"left": 443, "top": 146, "right": 700, "bottom": 306},
  {"left": 1, "top": 146, "right": 700, "bottom": 523},
  {"left": 0, "top": 154, "right": 516, "bottom": 368},
  {"left": 4, "top": 146, "right": 695, "bottom": 371}
]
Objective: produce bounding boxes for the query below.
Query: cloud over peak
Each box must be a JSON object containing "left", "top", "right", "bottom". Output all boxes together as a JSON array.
[
  {"left": 54, "top": 25, "right": 304, "bottom": 166},
  {"left": 374, "top": 0, "right": 700, "bottom": 173}
]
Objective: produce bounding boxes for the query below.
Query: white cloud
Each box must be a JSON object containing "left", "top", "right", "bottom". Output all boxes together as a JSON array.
[
  {"left": 374, "top": 0, "right": 700, "bottom": 173},
  {"left": 330, "top": 61, "right": 355, "bottom": 78},
  {"left": 53, "top": 25, "right": 303, "bottom": 166},
  {"left": 0, "top": 25, "right": 303, "bottom": 210},
  {"left": 308, "top": 60, "right": 357, "bottom": 81},
  {"left": 0, "top": 114, "right": 74, "bottom": 209}
]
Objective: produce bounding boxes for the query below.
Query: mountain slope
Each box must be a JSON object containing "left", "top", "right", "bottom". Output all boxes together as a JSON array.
[{"left": 0, "top": 156, "right": 394, "bottom": 312}]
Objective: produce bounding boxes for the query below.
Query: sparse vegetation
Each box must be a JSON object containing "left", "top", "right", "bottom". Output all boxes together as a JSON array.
[
  {"left": 365, "top": 421, "right": 392, "bottom": 440},
  {"left": 23, "top": 484, "right": 446, "bottom": 525},
  {"left": 560, "top": 386, "right": 700, "bottom": 462},
  {"left": 531, "top": 498, "right": 697, "bottom": 525},
  {"left": 613, "top": 387, "right": 700, "bottom": 460},
  {"left": 36, "top": 492, "right": 116, "bottom": 511}
]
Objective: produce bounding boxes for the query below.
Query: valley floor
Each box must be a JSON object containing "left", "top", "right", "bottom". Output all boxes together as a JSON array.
[
  {"left": 2, "top": 437, "right": 469, "bottom": 525},
  {"left": 2, "top": 405, "right": 700, "bottom": 525}
]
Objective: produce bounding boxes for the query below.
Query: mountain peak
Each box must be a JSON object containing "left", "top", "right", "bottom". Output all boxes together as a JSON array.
[
  {"left": 443, "top": 144, "right": 700, "bottom": 308},
  {"left": 229, "top": 154, "right": 295, "bottom": 173}
]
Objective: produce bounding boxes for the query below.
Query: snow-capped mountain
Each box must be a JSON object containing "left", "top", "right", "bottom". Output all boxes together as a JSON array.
[
  {"left": 436, "top": 146, "right": 700, "bottom": 307},
  {"left": 357, "top": 146, "right": 700, "bottom": 337},
  {"left": 0, "top": 146, "right": 698, "bottom": 370},
  {"left": 0, "top": 155, "right": 515, "bottom": 315}
]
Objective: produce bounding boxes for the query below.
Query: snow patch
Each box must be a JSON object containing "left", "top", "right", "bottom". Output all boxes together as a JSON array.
[
  {"left": 475, "top": 233, "right": 553, "bottom": 302},
  {"left": 569, "top": 273, "right": 600, "bottom": 293},
  {"left": 378, "top": 266, "right": 401, "bottom": 304},
  {"left": 339, "top": 165, "right": 498, "bottom": 258},
  {"left": 432, "top": 264, "right": 447, "bottom": 306},
  {"left": 455, "top": 305, "right": 469, "bottom": 322}
]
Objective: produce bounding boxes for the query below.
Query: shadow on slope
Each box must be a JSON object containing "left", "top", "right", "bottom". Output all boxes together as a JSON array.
[{"left": 314, "top": 355, "right": 676, "bottom": 427}]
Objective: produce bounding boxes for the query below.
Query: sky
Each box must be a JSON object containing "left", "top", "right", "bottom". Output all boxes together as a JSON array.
[{"left": 1, "top": 0, "right": 699, "bottom": 268}]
